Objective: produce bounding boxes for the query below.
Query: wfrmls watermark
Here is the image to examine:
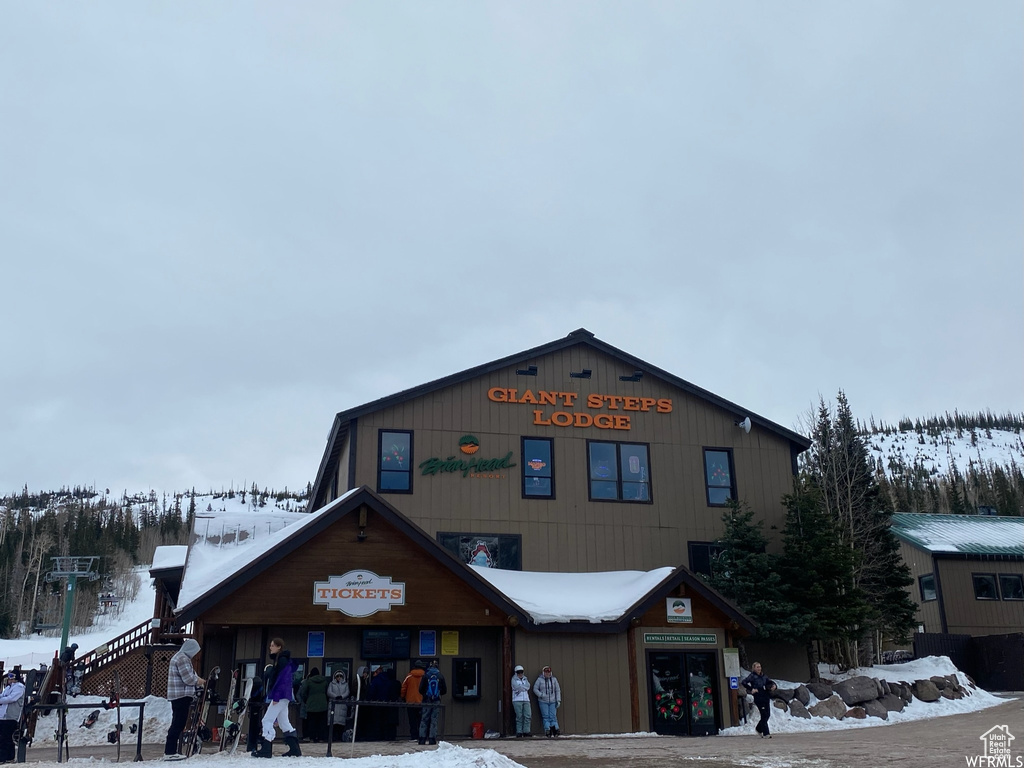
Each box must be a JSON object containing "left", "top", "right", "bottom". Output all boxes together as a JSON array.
[{"left": 966, "top": 725, "right": 1022, "bottom": 767}]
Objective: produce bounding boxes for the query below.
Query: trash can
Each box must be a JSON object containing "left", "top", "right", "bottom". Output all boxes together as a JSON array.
[{"left": 471, "top": 722, "right": 485, "bottom": 740}]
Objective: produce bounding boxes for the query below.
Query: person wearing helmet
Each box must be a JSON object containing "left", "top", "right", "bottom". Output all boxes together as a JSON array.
[{"left": 511, "top": 665, "right": 532, "bottom": 737}]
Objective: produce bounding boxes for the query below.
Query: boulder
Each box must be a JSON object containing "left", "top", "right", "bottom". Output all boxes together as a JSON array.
[
  {"left": 879, "top": 693, "right": 906, "bottom": 712},
  {"left": 844, "top": 706, "right": 867, "bottom": 719},
  {"left": 862, "top": 699, "right": 889, "bottom": 720},
  {"left": 880, "top": 679, "right": 892, "bottom": 696},
  {"left": 894, "top": 682, "right": 914, "bottom": 703},
  {"left": 808, "top": 695, "right": 847, "bottom": 719},
  {"left": 806, "top": 682, "right": 834, "bottom": 701},
  {"left": 772, "top": 699, "right": 789, "bottom": 711},
  {"left": 834, "top": 676, "right": 883, "bottom": 706},
  {"left": 940, "top": 688, "right": 956, "bottom": 700},
  {"left": 773, "top": 687, "right": 796, "bottom": 704},
  {"left": 912, "top": 679, "right": 941, "bottom": 702},
  {"left": 788, "top": 699, "right": 811, "bottom": 719},
  {"left": 793, "top": 685, "right": 811, "bottom": 706}
]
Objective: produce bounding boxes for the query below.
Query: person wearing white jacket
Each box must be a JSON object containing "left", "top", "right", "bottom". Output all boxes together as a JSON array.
[
  {"left": 532, "top": 665, "right": 561, "bottom": 737},
  {"left": 0, "top": 671, "right": 27, "bottom": 763},
  {"left": 510, "top": 665, "right": 532, "bottom": 737}
]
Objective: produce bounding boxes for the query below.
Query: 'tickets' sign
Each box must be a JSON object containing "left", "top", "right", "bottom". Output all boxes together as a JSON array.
[{"left": 313, "top": 570, "right": 406, "bottom": 617}]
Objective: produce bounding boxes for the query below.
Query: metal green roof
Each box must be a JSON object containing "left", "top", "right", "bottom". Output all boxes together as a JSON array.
[{"left": 891, "top": 512, "right": 1024, "bottom": 556}]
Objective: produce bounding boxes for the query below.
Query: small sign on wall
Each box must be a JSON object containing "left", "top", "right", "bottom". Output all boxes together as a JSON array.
[
  {"left": 441, "top": 631, "right": 459, "bottom": 656},
  {"left": 666, "top": 597, "right": 693, "bottom": 624},
  {"left": 419, "top": 630, "right": 437, "bottom": 657},
  {"left": 307, "top": 631, "right": 325, "bottom": 659}
]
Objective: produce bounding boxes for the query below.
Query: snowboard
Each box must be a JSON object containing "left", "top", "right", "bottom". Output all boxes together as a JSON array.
[
  {"left": 80, "top": 709, "right": 100, "bottom": 728},
  {"left": 229, "top": 677, "right": 254, "bottom": 755},
  {"left": 219, "top": 669, "right": 238, "bottom": 751}
]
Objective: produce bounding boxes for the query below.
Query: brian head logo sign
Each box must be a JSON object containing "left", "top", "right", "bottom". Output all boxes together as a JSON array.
[
  {"left": 419, "top": 436, "right": 516, "bottom": 478},
  {"left": 313, "top": 570, "right": 406, "bottom": 618},
  {"left": 966, "top": 725, "right": 1021, "bottom": 767}
]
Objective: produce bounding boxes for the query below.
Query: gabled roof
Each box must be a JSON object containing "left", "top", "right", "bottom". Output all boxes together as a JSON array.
[
  {"left": 171, "top": 485, "right": 758, "bottom": 636},
  {"left": 892, "top": 512, "right": 1024, "bottom": 557},
  {"left": 309, "top": 328, "right": 811, "bottom": 510},
  {"left": 174, "top": 486, "right": 530, "bottom": 625}
]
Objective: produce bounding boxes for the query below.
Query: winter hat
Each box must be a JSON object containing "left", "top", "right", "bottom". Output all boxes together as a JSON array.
[
  {"left": 514, "top": 665, "right": 524, "bottom": 672},
  {"left": 181, "top": 638, "right": 201, "bottom": 658},
  {"left": 370, "top": 665, "right": 381, "bottom": 673}
]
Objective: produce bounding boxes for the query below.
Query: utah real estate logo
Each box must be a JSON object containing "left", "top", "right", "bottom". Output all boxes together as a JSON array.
[{"left": 966, "top": 725, "right": 1021, "bottom": 767}]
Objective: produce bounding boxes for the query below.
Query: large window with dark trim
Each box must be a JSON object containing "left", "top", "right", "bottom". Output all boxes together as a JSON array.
[
  {"left": 703, "top": 448, "right": 736, "bottom": 506},
  {"left": 378, "top": 430, "right": 413, "bottom": 493},
  {"left": 919, "top": 574, "right": 937, "bottom": 602},
  {"left": 972, "top": 573, "right": 999, "bottom": 600},
  {"left": 437, "top": 532, "right": 522, "bottom": 570},
  {"left": 522, "top": 437, "right": 554, "bottom": 498},
  {"left": 451, "top": 658, "right": 481, "bottom": 700},
  {"left": 999, "top": 574, "right": 1024, "bottom": 601},
  {"left": 587, "top": 441, "right": 651, "bottom": 502},
  {"left": 689, "top": 542, "right": 724, "bottom": 579}
]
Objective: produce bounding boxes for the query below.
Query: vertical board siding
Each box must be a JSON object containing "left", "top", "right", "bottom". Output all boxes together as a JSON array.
[
  {"left": 937, "top": 558, "right": 1024, "bottom": 634},
  {"left": 334, "top": 345, "right": 798, "bottom": 573}
]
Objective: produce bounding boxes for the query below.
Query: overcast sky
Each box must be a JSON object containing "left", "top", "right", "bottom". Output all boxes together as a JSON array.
[{"left": 1, "top": 2, "right": 1021, "bottom": 497}]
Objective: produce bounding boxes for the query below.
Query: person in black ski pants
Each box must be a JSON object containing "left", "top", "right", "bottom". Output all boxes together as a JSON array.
[{"left": 741, "top": 661, "right": 777, "bottom": 738}]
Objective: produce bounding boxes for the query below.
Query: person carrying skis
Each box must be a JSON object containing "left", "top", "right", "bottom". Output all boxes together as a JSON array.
[
  {"left": 163, "top": 638, "right": 205, "bottom": 760},
  {"left": 252, "top": 638, "right": 300, "bottom": 758},
  {"left": 0, "top": 671, "right": 27, "bottom": 763}
]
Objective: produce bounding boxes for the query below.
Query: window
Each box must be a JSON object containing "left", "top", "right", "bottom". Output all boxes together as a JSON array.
[
  {"left": 437, "top": 532, "right": 522, "bottom": 570},
  {"left": 378, "top": 430, "right": 413, "bottom": 493},
  {"left": 999, "top": 574, "right": 1024, "bottom": 601},
  {"left": 919, "top": 574, "right": 937, "bottom": 602},
  {"left": 972, "top": 573, "right": 999, "bottom": 600},
  {"left": 689, "top": 542, "right": 724, "bottom": 579},
  {"left": 587, "top": 441, "right": 651, "bottom": 502},
  {"left": 703, "top": 449, "right": 736, "bottom": 506},
  {"left": 451, "top": 658, "right": 481, "bottom": 701},
  {"left": 522, "top": 437, "right": 554, "bottom": 498}
]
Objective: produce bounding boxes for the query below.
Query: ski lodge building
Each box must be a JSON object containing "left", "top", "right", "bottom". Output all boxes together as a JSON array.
[{"left": 151, "top": 329, "right": 811, "bottom": 737}]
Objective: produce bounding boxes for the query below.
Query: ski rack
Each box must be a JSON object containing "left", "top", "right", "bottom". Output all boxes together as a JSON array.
[{"left": 19, "top": 700, "right": 146, "bottom": 763}]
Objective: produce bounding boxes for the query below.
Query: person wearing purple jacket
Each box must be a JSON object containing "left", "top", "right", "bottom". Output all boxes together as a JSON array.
[{"left": 252, "top": 638, "right": 300, "bottom": 758}]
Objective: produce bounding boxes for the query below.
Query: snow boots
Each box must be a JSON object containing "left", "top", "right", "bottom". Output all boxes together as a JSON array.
[
  {"left": 281, "top": 732, "right": 301, "bottom": 757},
  {"left": 250, "top": 738, "right": 272, "bottom": 758}
]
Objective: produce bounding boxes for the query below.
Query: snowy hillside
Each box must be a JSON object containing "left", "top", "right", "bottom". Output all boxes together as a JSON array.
[{"left": 862, "top": 427, "right": 1024, "bottom": 479}]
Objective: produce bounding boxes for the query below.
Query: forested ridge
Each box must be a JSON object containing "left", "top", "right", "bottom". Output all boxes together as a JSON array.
[{"left": 0, "top": 483, "right": 310, "bottom": 639}]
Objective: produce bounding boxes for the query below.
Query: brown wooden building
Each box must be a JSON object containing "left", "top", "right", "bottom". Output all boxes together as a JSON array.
[{"left": 159, "top": 329, "right": 811, "bottom": 737}]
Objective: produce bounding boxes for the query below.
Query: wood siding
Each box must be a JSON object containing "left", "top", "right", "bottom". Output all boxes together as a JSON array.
[
  {"left": 899, "top": 541, "right": 942, "bottom": 633},
  {"left": 327, "top": 346, "right": 797, "bottom": 572},
  {"left": 936, "top": 558, "right": 1024, "bottom": 635}
]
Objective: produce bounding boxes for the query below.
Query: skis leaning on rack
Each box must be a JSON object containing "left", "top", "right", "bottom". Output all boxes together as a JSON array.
[
  {"left": 229, "top": 677, "right": 254, "bottom": 754},
  {"left": 105, "top": 670, "right": 123, "bottom": 761},
  {"left": 218, "top": 670, "right": 238, "bottom": 751},
  {"left": 180, "top": 666, "right": 219, "bottom": 758}
]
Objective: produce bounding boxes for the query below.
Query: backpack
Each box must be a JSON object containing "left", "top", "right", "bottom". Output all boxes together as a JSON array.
[{"left": 424, "top": 669, "right": 441, "bottom": 701}]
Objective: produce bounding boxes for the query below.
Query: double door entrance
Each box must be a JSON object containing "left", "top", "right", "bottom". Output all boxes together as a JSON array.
[{"left": 647, "top": 651, "right": 719, "bottom": 736}]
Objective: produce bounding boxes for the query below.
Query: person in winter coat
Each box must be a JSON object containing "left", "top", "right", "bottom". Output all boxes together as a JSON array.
[
  {"left": 532, "top": 665, "right": 561, "bottom": 737},
  {"left": 511, "top": 665, "right": 532, "bottom": 737},
  {"left": 417, "top": 660, "right": 446, "bottom": 746},
  {"left": 740, "top": 661, "right": 777, "bottom": 738},
  {"left": 353, "top": 666, "right": 375, "bottom": 741},
  {"left": 400, "top": 661, "right": 425, "bottom": 742},
  {"left": 163, "top": 638, "right": 206, "bottom": 760},
  {"left": 327, "top": 671, "right": 350, "bottom": 740},
  {"left": 252, "top": 637, "right": 300, "bottom": 758},
  {"left": 298, "top": 668, "right": 329, "bottom": 743},
  {"left": 368, "top": 666, "right": 398, "bottom": 741},
  {"left": 0, "top": 671, "right": 27, "bottom": 763}
]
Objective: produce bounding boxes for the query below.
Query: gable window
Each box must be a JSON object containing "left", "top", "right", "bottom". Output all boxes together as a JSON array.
[
  {"left": 972, "top": 573, "right": 999, "bottom": 600},
  {"left": 703, "top": 448, "right": 736, "bottom": 506},
  {"left": 919, "top": 574, "right": 937, "bottom": 602},
  {"left": 689, "top": 542, "right": 724, "bottom": 579},
  {"left": 522, "top": 437, "right": 554, "bottom": 499},
  {"left": 378, "top": 430, "right": 413, "bottom": 493},
  {"left": 587, "top": 441, "right": 651, "bottom": 502},
  {"left": 999, "top": 574, "right": 1024, "bottom": 601}
]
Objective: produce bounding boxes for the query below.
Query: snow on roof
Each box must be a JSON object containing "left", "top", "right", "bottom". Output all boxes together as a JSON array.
[
  {"left": 176, "top": 487, "right": 360, "bottom": 612},
  {"left": 471, "top": 565, "right": 675, "bottom": 624},
  {"left": 151, "top": 545, "right": 188, "bottom": 571},
  {"left": 892, "top": 513, "right": 1024, "bottom": 556}
]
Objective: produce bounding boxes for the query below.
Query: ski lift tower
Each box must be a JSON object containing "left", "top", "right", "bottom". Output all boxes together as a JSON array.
[{"left": 46, "top": 556, "right": 101, "bottom": 655}]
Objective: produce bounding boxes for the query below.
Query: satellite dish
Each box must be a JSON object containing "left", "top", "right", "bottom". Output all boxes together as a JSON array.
[{"left": 736, "top": 417, "right": 751, "bottom": 434}]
